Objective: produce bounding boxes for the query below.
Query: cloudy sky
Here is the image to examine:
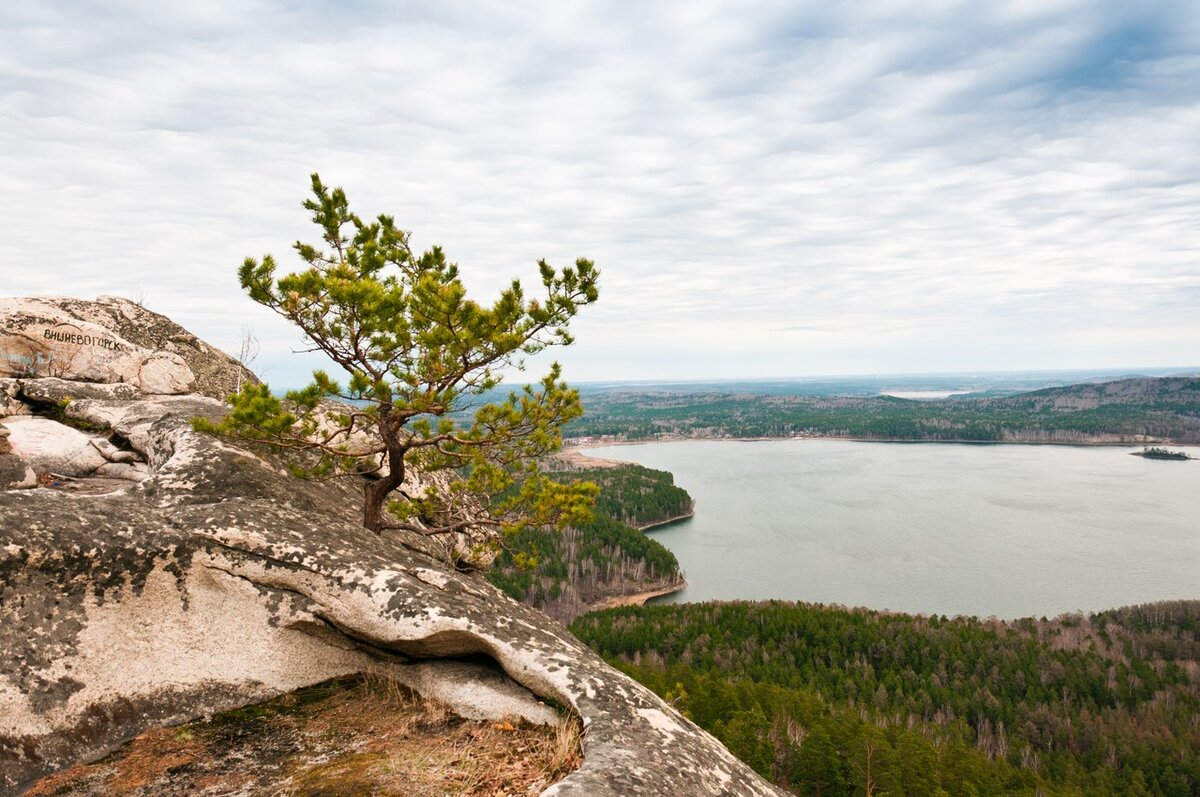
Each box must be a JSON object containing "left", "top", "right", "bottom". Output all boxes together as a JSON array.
[{"left": 3, "top": 1, "right": 1198, "bottom": 386}]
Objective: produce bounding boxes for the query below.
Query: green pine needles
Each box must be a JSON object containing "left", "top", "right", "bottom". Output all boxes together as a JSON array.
[{"left": 197, "top": 174, "right": 600, "bottom": 560}]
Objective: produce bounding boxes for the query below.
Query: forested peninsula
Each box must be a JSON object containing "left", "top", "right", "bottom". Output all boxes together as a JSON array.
[
  {"left": 566, "top": 377, "right": 1200, "bottom": 445},
  {"left": 486, "top": 460, "right": 691, "bottom": 621}
]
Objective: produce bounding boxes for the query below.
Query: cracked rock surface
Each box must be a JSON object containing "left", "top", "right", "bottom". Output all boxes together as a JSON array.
[{"left": 1, "top": 387, "right": 785, "bottom": 796}]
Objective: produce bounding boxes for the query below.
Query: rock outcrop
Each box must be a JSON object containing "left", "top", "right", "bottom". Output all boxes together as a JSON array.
[
  {"left": 0, "top": 296, "right": 254, "bottom": 399},
  {"left": 0, "top": 380, "right": 154, "bottom": 487},
  {"left": 0, "top": 303, "right": 785, "bottom": 797}
]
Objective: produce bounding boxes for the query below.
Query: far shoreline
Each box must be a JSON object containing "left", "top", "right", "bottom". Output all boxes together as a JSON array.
[{"left": 566, "top": 434, "right": 1198, "bottom": 453}]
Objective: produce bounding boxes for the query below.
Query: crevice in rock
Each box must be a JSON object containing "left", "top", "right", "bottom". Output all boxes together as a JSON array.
[
  {"left": 18, "top": 392, "right": 111, "bottom": 436},
  {"left": 197, "top": 537, "right": 345, "bottom": 581}
]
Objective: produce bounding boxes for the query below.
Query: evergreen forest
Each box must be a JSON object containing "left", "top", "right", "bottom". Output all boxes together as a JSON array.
[{"left": 571, "top": 600, "right": 1200, "bottom": 796}]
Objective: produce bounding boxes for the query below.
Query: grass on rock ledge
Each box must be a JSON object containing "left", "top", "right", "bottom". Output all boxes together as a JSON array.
[{"left": 27, "top": 672, "right": 582, "bottom": 797}]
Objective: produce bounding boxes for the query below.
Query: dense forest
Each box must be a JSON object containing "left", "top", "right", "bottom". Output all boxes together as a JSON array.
[
  {"left": 572, "top": 600, "right": 1200, "bottom": 796},
  {"left": 565, "top": 377, "right": 1200, "bottom": 444},
  {"left": 486, "top": 462, "right": 689, "bottom": 621}
]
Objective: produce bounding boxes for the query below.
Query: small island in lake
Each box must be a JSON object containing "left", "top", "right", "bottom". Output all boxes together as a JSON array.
[{"left": 1134, "top": 446, "right": 1193, "bottom": 460}]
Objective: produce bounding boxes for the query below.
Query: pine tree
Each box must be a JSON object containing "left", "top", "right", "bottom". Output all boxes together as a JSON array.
[{"left": 198, "top": 174, "right": 600, "bottom": 556}]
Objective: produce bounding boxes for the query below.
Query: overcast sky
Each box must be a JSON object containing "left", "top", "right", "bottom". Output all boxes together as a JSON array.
[{"left": 3, "top": 1, "right": 1198, "bottom": 386}]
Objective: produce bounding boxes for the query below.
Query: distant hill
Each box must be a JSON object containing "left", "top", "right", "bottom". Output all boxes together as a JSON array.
[
  {"left": 993, "top": 376, "right": 1200, "bottom": 408},
  {"left": 567, "top": 376, "right": 1200, "bottom": 444}
]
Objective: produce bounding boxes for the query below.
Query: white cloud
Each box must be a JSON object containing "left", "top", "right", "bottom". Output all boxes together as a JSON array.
[{"left": 1, "top": 0, "right": 1198, "bottom": 384}]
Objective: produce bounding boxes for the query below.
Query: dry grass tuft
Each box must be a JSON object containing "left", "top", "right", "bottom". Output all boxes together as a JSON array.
[{"left": 546, "top": 714, "right": 585, "bottom": 777}]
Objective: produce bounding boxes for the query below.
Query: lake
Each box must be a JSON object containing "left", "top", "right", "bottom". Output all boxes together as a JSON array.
[{"left": 586, "top": 440, "right": 1200, "bottom": 619}]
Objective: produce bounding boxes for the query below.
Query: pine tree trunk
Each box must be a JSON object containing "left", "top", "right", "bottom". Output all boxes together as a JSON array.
[
  {"left": 362, "top": 439, "right": 405, "bottom": 534},
  {"left": 363, "top": 479, "right": 386, "bottom": 533}
]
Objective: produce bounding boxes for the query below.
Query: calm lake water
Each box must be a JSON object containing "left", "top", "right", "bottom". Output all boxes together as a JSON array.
[{"left": 587, "top": 440, "right": 1200, "bottom": 619}]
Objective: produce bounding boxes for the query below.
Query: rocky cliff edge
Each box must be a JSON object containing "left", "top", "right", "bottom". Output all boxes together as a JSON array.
[{"left": 0, "top": 297, "right": 785, "bottom": 797}]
